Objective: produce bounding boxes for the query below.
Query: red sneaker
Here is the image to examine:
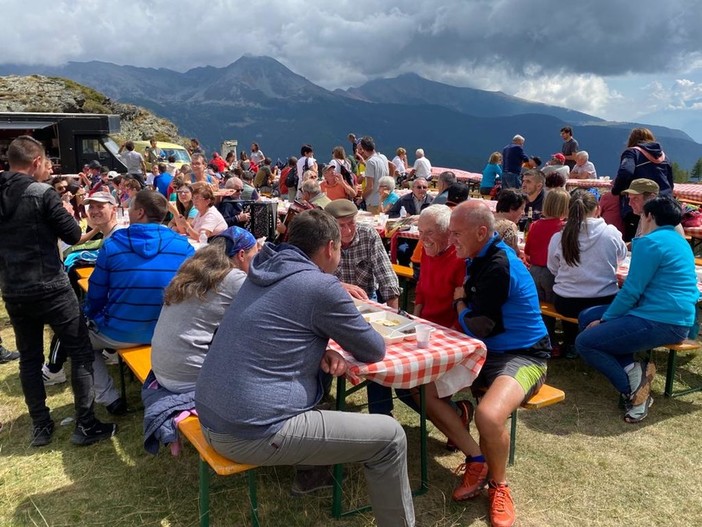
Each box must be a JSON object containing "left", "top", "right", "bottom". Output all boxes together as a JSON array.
[
  {"left": 451, "top": 460, "right": 488, "bottom": 501},
  {"left": 446, "top": 399, "right": 474, "bottom": 452},
  {"left": 488, "top": 480, "right": 515, "bottom": 527}
]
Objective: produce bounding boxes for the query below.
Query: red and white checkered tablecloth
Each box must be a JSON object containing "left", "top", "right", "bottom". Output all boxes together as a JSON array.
[
  {"left": 685, "top": 226, "right": 702, "bottom": 239},
  {"left": 616, "top": 262, "right": 702, "bottom": 294},
  {"left": 432, "top": 166, "right": 483, "bottom": 184},
  {"left": 565, "top": 178, "right": 613, "bottom": 190},
  {"left": 674, "top": 183, "right": 702, "bottom": 203},
  {"left": 328, "top": 310, "right": 487, "bottom": 398}
]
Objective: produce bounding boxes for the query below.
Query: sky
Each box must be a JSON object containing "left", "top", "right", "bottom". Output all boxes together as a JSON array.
[{"left": 3, "top": 0, "right": 702, "bottom": 140}]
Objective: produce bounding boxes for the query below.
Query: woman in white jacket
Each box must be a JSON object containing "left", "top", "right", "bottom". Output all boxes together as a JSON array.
[{"left": 547, "top": 190, "right": 627, "bottom": 353}]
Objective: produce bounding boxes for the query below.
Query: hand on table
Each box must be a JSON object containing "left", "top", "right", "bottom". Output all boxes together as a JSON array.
[
  {"left": 342, "top": 282, "right": 369, "bottom": 300},
  {"left": 320, "top": 349, "right": 347, "bottom": 377}
]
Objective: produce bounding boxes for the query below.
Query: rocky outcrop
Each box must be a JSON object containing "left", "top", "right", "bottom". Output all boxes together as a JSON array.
[{"left": 0, "top": 75, "right": 187, "bottom": 144}]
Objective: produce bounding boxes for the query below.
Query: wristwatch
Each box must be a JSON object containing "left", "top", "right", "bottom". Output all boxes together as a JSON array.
[{"left": 453, "top": 298, "right": 465, "bottom": 310}]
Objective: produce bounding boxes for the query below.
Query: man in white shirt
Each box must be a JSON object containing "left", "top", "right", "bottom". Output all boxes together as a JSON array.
[
  {"left": 296, "top": 144, "right": 318, "bottom": 197},
  {"left": 411, "top": 148, "right": 432, "bottom": 181},
  {"left": 117, "top": 141, "right": 147, "bottom": 185},
  {"left": 357, "top": 136, "right": 388, "bottom": 215}
]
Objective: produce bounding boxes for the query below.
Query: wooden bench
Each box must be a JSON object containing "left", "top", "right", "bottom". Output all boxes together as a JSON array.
[
  {"left": 509, "top": 383, "right": 565, "bottom": 464},
  {"left": 392, "top": 263, "right": 415, "bottom": 311},
  {"left": 653, "top": 339, "right": 702, "bottom": 397},
  {"left": 116, "top": 345, "right": 152, "bottom": 400},
  {"left": 177, "top": 416, "right": 259, "bottom": 527},
  {"left": 539, "top": 302, "right": 579, "bottom": 326}
]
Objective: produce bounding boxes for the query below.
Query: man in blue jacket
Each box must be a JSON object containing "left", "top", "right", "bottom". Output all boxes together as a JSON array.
[
  {"left": 196, "top": 209, "right": 415, "bottom": 527},
  {"left": 85, "top": 190, "right": 194, "bottom": 414},
  {"left": 448, "top": 200, "right": 550, "bottom": 527}
]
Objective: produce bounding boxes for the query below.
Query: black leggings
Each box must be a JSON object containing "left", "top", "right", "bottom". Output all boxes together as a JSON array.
[{"left": 553, "top": 293, "right": 617, "bottom": 346}]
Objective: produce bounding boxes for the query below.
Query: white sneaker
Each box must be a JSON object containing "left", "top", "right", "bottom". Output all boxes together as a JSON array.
[
  {"left": 42, "top": 364, "right": 67, "bottom": 386},
  {"left": 101, "top": 350, "right": 119, "bottom": 365}
]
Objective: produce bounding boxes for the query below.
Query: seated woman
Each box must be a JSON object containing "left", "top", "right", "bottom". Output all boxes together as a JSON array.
[
  {"left": 494, "top": 188, "right": 527, "bottom": 224},
  {"left": 480, "top": 151, "right": 502, "bottom": 197},
  {"left": 378, "top": 175, "right": 400, "bottom": 214},
  {"left": 576, "top": 197, "right": 698, "bottom": 422},
  {"left": 168, "top": 183, "right": 197, "bottom": 234},
  {"left": 547, "top": 190, "right": 627, "bottom": 353},
  {"left": 175, "top": 181, "right": 228, "bottom": 239},
  {"left": 524, "top": 189, "right": 569, "bottom": 354},
  {"left": 150, "top": 227, "right": 258, "bottom": 394}
]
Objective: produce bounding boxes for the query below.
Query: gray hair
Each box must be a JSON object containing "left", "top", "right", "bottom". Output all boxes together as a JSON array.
[
  {"left": 419, "top": 204, "right": 452, "bottom": 232},
  {"left": 225, "top": 176, "right": 243, "bottom": 189},
  {"left": 378, "top": 175, "right": 396, "bottom": 191},
  {"left": 438, "top": 170, "right": 456, "bottom": 185},
  {"left": 512, "top": 134, "right": 525, "bottom": 144},
  {"left": 576, "top": 150, "right": 589, "bottom": 161},
  {"left": 416, "top": 148, "right": 425, "bottom": 157},
  {"left": 301, "top": 178, "right": 322, "bottom": 195}
]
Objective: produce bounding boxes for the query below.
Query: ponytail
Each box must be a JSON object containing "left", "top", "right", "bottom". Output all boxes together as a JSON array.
[{"left": 561, "top": 190, "right": 597, "bottom": 266}]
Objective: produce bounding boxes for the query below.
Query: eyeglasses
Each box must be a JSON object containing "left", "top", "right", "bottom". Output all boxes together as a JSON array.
[{"left": 415, "top": 186, "right": 428, "bottom": 189}]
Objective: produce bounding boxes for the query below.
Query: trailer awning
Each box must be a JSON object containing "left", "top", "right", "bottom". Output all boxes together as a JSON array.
[{"left": 0, "top": 121, "right": 56, "bottom": 130}]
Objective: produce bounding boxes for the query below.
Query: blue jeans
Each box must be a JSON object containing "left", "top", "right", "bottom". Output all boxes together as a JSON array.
[
  {"left": 575, "top": 312, "right": 689, "bottom": 394},
  {"left": 501, "top": 171, "right": 522, "bottom": 189}
]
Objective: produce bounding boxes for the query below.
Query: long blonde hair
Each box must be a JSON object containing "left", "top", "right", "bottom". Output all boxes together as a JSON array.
[{"left": 163, "top": 240, "right": 233, "bottom": 305}]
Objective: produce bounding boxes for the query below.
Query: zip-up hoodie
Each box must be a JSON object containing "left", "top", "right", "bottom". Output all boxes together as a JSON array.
[
  {"left": 0, "top": 171, "right": 80, "bottom": 300},
  {"left": 85, "top": 223, "right": 194, "bottom": 343},
  {"left": 196, "top": 242, "right": 385, "bottom": 439},
  {"left": 612, "top": 141, "right": 674, "bottom": 196},
  {"left": 548, "top": 217, "right": 627, "bottom": 298}
]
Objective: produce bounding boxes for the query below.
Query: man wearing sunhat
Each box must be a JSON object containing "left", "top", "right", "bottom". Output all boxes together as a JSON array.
[{"left": 623, "top": 178, "right": 685, "bottom": 239}]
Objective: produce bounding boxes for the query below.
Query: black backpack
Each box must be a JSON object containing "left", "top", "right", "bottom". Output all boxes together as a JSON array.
[{"left": 285, "top": 165, "right": 298, "bottom": 188}]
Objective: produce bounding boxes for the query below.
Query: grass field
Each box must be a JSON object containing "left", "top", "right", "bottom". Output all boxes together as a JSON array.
[{"left": 1, "top": 301, "right": 702, "bottom": 527}]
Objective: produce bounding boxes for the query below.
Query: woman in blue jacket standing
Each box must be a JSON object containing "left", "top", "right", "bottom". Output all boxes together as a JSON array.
[{"left": 576, "top": 196, "right": 698, "bottom": 423}]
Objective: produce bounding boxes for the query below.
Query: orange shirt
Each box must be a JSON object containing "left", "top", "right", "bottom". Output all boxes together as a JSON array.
[{"left": 321, "top": 181, "right": 348, "bottom": 201}]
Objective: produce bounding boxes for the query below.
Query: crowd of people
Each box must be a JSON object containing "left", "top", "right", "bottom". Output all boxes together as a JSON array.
[{"left": 0, "top": 124, "right": 699, "bottom": 527}]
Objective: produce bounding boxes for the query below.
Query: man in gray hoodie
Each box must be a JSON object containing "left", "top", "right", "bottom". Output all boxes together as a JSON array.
[{"left": 195, "top": 209, "right": 415, "bottom": 527}]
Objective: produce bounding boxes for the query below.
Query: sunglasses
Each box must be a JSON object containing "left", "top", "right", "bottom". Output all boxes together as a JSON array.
[{"left": 415, "top": 186, "right": 428, "bottom": 189}]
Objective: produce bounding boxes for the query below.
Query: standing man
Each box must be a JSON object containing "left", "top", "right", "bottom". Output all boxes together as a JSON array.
[
  {"left": 502, "top": 135, "right": 529, "bottom": 189},
  {"left": 85, "top": 190, "right": 194, "bottom": 414},
  {"left": 410, "top": 148, "right": 432, "bottom": 181},
  {"left": 153, "top": 163, "right": 173, "bottom": 198},
  {"left": 145, "top": 138, "right": 163, "bottom": 167},
  {"left": 357, "top": 136, "right": 388, "bottom": 214},
  {"left": 117, "top": 141, "right": 147, "bottom": 186},
  {"left": 296, "top": 144, "right": 318, "bottom": 198},
  {"left": 560, "top": 126, "right": 579, "bottom": 170},
  {"left": 195, "top": 209, "right": 415, "bottom": 527},
  {"left": 448, "top": 200, "right": 550, "bottom": 527},
  {"left": 0, "top": 135, "right": 117, "bottom": 447}
]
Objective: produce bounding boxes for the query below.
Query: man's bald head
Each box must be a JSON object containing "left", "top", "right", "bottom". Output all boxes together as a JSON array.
[{"left": 449, "top": 201, "right": 495, "bottom": 259}]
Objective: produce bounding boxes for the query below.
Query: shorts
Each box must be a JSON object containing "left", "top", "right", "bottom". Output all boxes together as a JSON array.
[{"left": 472, "top": 352, "right": 547, "bottom": 403}]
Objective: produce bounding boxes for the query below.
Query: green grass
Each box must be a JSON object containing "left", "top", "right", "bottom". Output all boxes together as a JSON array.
[{"left": 1, "top": 301, "right": 702, "bottom": 526}]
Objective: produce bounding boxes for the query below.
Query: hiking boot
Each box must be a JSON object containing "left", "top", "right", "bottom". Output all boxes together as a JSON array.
[
  {"left": 629, "top": 361, "right": 656, "bottom": 406},
  {"left": 106, "top": 397, "right": 129, "bottom": 416},
  {"left": 290, "top": 466, "right": 334, "bottom": 496},
  {"left": 488, "top": 480, "right": 515, "bottom": 527},
  {"left": 624, "top": 395, "right": 653, "bottom": 424},
  {"left": 451, "top": 460, "right": 489, "bottom": 501},
  {"left": 0, "top": 345, "right": 20, "bottom": 363},
  {"left": 71, "top": 419, "right": 117, "bottom": 446},
  {"left": 30, "top": 420, "right": 55, "bottom": 447},
  {"left": 42, "top": 364, "right": 67, "bottom": 386},
  {"left": 446, "top": 399, "right": 474, "bottom": 452}
]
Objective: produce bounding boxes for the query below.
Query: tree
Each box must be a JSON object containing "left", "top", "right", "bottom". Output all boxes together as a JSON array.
[
  {"left": 671, "top": 161, "right": 689, "bottom": 183},
  {"left": 690, "top": 157, "right": 702, "bottom": 181}
]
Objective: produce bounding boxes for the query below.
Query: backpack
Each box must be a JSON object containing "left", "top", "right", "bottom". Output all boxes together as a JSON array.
[
  {"left": 339, "top": 162, "right": 355, "bottom": 186},
  {"left": 285, "top": 165, "right": 298, "bottom": 188}
]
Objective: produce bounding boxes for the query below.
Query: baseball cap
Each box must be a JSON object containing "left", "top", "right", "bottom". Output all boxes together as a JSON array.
[
  {"left": 88, "top": 160, "right": 102, "bottom": 169},
  {"left": 622, "top": 178, "right": 660, "bottom": 195},
  {"left": 552, "top": 153, "right": 566, "bottom": 163},
  {"left": 211, "top": 226, "right": 256, "bottom": 256},
  {"left": 325, "top": 199, "right": 358, "bottom": 218},
  {"left": 84, "top": 191, "right": 117, "bottom": 205},
  {"left": 107, "top": 171, "right": 119, "bottom": 179}
]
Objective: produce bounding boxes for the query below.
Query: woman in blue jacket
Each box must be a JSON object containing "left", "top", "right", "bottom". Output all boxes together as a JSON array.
[{"left": 576, "top": 196, "right": 698, "bottom": 423}]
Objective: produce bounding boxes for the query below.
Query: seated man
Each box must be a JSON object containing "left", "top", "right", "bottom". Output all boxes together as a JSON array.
[
  {"left": 195, "top": 209, "right": 415, "bottom": 527},
  {"left": 217, "top": 177, "right": 251, "bottom": 227},
  {"left": 388, "top": 177, "right": 433, "bottom": 218},
  {"left": 623, "top": 178, "right": 685, "bottom": 240},
  {"left": 85, "top": 190, "right": 195, "bottom": 414},
  {"left": 407, "top": 201, "right": 550, "bottom": 527},
  {"left": 301, "top": 178, "right": 331, "bottom": 209},
  {"left": 431, "top": 171, "right": 456, "bottom": 205},
  {"left": 521, "top": 169, "right": 546, "bottom": 220},
  {"left": 541, "top": 153, "right": 570, "bottom": 179},
  {"left": 569, "top": 151, "right": 597, "bottom": 179}
]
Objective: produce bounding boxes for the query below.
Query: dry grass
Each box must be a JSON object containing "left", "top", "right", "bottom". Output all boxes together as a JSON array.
[{"left": 1, "top": 300, "right": 702, "bottom": 526}]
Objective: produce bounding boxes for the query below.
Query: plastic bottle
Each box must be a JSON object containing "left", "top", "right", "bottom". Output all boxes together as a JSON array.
[
  {"left": 198, "top": 230, "right": 208, "bottom": 245},
  {"left": 399, "top": 206, "right": 407, "bottom": 219}
]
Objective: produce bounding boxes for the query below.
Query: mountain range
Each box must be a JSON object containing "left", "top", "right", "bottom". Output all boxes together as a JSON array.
[{"left": 2, "top": 56, "right": 701, "bottom": 175}]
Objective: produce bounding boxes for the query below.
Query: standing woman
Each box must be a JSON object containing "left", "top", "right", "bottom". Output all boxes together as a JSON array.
[
  {"left": 249, "top": 143, "right": 265, "bottom": 166},
  {"left": 480, "top": 152, "right": 503, "bottom": 198},
  {"left": 547, "top": 190, "right": 627, "bottom": 353},
  {"left": 576, "top": 197, "right": 698, "bottom": 422},
  {"left": 611, "top": 127, "right": 674, "bottom": 241}
]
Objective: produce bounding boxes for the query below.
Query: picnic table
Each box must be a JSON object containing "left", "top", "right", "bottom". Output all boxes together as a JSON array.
[
  {"left": 327, "top": 302, "right": 487, "bottom": 514},
  {"left": 565, "top": 178, "right": 613, "bottom": 190},
  {"left": 673, "top": 183, "right": 702, "bottom": 204}
]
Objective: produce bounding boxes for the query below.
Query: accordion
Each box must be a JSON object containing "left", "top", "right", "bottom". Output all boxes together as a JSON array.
[{"left": 240, "top": 200, "right": 278, "bottom": 240}]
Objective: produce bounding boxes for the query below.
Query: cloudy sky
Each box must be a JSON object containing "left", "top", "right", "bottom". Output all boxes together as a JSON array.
[{"left": 3, "top": 0, "right": 702, "bottom": 139}]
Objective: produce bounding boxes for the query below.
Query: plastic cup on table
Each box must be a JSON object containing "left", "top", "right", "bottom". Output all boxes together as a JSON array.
[{"left": 415, "top": 324, "right": 434, "bottom": 349}]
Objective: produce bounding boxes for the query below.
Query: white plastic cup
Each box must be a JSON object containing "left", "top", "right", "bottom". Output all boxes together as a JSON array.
[{"left": 415, "top": 324, "right": 434, "bottom": 349}]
